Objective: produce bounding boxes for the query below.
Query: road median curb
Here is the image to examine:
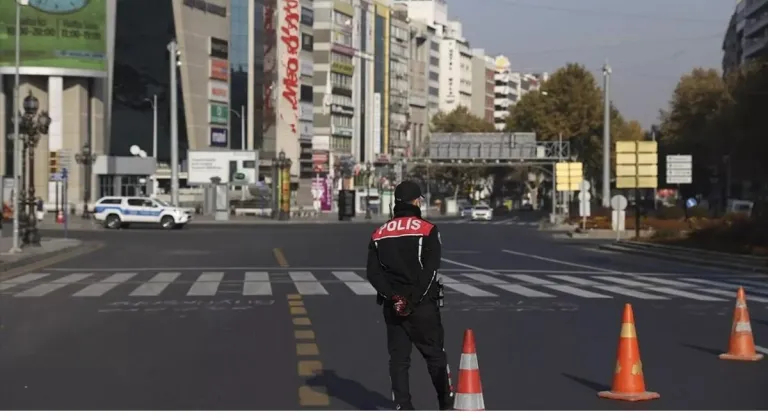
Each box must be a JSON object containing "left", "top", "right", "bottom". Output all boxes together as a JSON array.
[
  {"left": 0, "top": 240, "right": 104, "bottom": 279},
  {"left": 599, "top": 242, "right": 768, "bottom": 274}
]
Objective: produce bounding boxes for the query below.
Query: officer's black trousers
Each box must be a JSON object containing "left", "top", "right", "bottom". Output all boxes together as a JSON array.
[{"left": 383, "top": 300, "right": 451, "bottom": 409}]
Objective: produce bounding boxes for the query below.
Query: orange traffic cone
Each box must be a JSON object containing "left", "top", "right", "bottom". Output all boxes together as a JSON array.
[
  {"left": 720, "top": 287, "right": 764, "bottom": 362},
  {"left": 453, "top": 329, "right": 485, "bottom": 410},
  {"left": 56, "top": 210, "right": 64, "bottom": 224},
  {"left": 598, "top": 303, "right": 660, "bottom": 402}
]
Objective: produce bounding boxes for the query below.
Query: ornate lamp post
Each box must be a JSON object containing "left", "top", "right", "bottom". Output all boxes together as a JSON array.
[
  {"left": 75, "top": 143, "right": 95, "bottom": 218},
  {"left": 15, "top": 92, "right": 52, "bottom": 246},
  {"left": 272, "top": 150, "right": 292, "bottom": 220},
  {"left": 364, "top": 161, "right": 372, "bottom": 220}
]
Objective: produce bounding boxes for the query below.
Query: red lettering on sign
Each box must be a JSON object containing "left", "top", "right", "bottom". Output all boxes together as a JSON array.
[
  {"left": 371, "top": 217, "right": 434, "bottom": 241},
  {"left": 280, "top": 0, "right": 299, "bottom": 112}
]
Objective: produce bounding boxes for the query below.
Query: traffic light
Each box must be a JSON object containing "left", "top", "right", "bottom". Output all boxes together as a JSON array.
[{"left": 49, "top": 151, "right": 59, "bottom": 176}]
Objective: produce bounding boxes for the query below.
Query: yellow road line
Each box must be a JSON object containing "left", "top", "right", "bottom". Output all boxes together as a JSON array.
[
  {"left": 0, "top": 241, "right": 104, "bottom": 280},
  {"left": 288, "top": 295, "right": 329, "bottom": 407},
  {"left": 273, "top": 248, "right": 289, "bottom": 267}
]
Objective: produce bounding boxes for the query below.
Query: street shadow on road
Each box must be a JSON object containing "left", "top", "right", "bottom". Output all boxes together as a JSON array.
[
  {"left": 306, "top": 369, "right": 393, "bottom": 410},
  {"left": 681, "top": 343, "right": 722, "bottom": 356},
  {"left": 561, "top": 373, "right": 609, "bottom": 392}
]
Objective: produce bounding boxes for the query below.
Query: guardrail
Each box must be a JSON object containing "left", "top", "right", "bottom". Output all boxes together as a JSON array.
[{"left": 600, "top": 240, "right": 768, "bottom": 273}]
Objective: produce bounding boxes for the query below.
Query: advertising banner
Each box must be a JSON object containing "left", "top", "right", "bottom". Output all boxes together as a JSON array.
[
  {"left": 209, "top": 127, "right": 228, "bottom": 147},
  {"left": 208, "top": 80, "right": 229, "bottom": 102},
  {"left": 209, "top": 58, "right": 228, "bottom": 81},
  {"left": 322, "top": 176, "right": 333, "bottom": 211},
  {"left": 209, "top": 103, "right": 229, "bottom": 125},
  {"left": 0, "top": 0, "right": 107, "bottom": 75}
]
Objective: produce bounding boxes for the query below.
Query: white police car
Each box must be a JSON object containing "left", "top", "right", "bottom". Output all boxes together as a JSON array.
[{"left": 93, "top": 196, "right": 191, "bottom": 230}]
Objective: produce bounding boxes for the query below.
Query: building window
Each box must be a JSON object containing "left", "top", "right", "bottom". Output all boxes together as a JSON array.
[
  {"left": 301, "top": 7, "right": 313, "bottom": 25},
  {"left": 331, "top": 52, "right": 353, "bottom": 64},
  {"left": 332, "top": 30, "right": 352, "bottom": 47},
  {"left": 428, "top": 87, "right": 439, "bottom": 96},
  {"left": 301, "top": 85, "right": 313, "bottom": 102},
  {"left": 429, "top": 56, "right": 439, "bottom": 66},
  {"left": 430, "top": 41, "right": 439, "bottom": 51},
  {"left": 331, "top": 72, "right": 353, "bottom": 88},
  {"left": 429, "top": 72, "right": 439, "bottom": 81},
  {"left": 98, "top": 175, "right": 115, "bottom": 198},
  {"left": 302, "top": 33, "right": 313, "bottom": 51},
  {"left": 332, "top": 114, "right": 353, "bottom": 127},
  {"left": 333, "top": 11, "right": 352, "bottom": 28}
]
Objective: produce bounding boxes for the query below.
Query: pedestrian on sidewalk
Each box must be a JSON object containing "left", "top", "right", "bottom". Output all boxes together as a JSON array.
[{"left": 366, "top": 180, "right": 453, "bottom": 410}]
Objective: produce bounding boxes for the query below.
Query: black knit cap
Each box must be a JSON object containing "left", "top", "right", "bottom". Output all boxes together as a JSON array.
[{"left": 394, "top": 180, "right": 423, "bottom": 203}]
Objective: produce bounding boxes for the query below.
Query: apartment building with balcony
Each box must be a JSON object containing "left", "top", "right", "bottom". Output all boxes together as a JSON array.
[
  {"left": 470, "top": 49, "right": 495, "bottom": 125},
  {"left": 493, "top": 55, "right": 517, "bottom": 130},
  {"left": 312, "top": 0, "right": 358, "bottom": 170},
  {"left": 403, "top": 10, "right": 431, "bottom": 157},
  {"left": 371, "top": 2, "right": 392, "bottom": 161},
  {"left": 389, "top": 7, "right": 410, "bottom": 158}
]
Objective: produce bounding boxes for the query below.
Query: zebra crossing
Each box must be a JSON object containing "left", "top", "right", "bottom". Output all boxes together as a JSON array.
[{"left": 1, "top": 269, "right": 767, "bottom": 302}]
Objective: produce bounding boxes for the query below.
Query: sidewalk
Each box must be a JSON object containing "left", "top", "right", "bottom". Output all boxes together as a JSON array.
[{"left": 0, "top": 235, "right": 83, "bottom": 271}]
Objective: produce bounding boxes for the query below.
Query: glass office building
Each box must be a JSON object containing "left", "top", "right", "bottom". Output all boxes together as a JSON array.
[{"left": 230, "top": 0, "right": 249, "bottom": 150}]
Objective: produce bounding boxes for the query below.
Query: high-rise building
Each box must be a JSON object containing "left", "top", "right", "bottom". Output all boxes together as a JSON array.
[
  {"left": 312, "top": 0, "right": 357, "bottom": 173},
  {"left": 298, "top": 0, "right": 314, "bottom": 187},
  {"left": 742, "top": 0, "right": 768, "bottom": 63},
  {"left": 389, "top": 7, "right": 410, "bottom": 158},
  {"left": 402, "top": 7, "right": 431, "bottom": 158},
  {"left": 493, "top": 55, "right": 515, "bottom": 131},
  {"left": 470, "top": 49, "right": 494, "bottom": 125},
  {"left": 437, "top": 20, "right": 472, "bottom": 113}
]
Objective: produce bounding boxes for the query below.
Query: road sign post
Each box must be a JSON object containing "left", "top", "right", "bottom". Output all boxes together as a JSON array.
[
  {"left": 578, "top": 180, "right": 591, "bottom": 230},
  {"left": 616, "top": 140, "right": 658, "bottom": 239},
  {"left": 610, "top": 194, "right": 628, "bottom": 241}
]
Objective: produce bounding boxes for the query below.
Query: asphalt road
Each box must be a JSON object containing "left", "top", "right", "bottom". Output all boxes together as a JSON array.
[{"left": 1, "top": 212, "right": 767, "bottom": 410}]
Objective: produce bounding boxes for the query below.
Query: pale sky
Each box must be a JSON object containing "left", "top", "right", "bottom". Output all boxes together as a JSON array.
[{"left": 448, "top": 0, "right": 735, "bottom": 128}]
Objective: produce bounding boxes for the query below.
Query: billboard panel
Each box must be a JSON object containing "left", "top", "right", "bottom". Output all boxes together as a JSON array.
[
  {"left": 188, "top": 150, "right": 259, "bottom": 185},
  {"left": 0, "top": 0, "right": 107, "bottom": 76}
]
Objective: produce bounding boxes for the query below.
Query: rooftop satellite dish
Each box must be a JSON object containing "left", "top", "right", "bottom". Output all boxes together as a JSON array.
[{"left": 130, "top": 145, "right": 140, "bottom": 155}]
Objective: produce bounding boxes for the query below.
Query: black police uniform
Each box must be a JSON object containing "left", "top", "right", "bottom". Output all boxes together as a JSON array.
[{"left": 365, "top": 181, "right": 453, "bottom": 411}]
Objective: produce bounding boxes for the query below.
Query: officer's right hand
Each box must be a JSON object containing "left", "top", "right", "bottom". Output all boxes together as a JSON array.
[{"left": 391, "top": 295, "right": 412, "bottom": 316}]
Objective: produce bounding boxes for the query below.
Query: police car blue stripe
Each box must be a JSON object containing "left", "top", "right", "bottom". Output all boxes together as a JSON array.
[{"left": 93, "top": 206, "right": 163, "bottom": 216}]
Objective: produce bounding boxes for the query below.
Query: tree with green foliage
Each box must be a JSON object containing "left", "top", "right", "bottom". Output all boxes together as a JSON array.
[{"left": 505, "top": 63, "right": 636, "bottom": 199}]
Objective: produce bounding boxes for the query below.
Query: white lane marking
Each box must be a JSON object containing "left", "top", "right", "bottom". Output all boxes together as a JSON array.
[
  {"left": 648, "top": 287, "right": 726, "bottom": 301},
  {"left": 243, "top": 272, "right": 272, "bottom": 295},
  {"left": 593, "top": 285, "right": 670, "bottom": 300},
  {"left": 593, "top": 276, "right": 651, "bottom": 288},
  {"left": 693, "top": 288, "right": 768, "bottom": 303},
  {"left": 543, "top": 285, "right": 612, "bottom": 298},
  {"left": 73, "top": 273, "right": 138, "bottom": 297},
  {"left": 440, "top": 275, "right": 497, "bottom": 297},
  {"left": 505, "top": 274, "right": 554, "bottom": 285},
  {"left": 548, "top": 275, "right": 599, "bottom": 286},
  {"left": 0, "top": 273, "right": 50, "bottom": 291},
  {"left": 440, "top": 258, "right": 497, "bottom": 273},
  {"left": 680, "top": 277, "right": 768, "bottom": 298},
  {"left": 186, "top": 272, "right": 224, "bottom": 296},
  {"left": 130, "top": 272, "right": 180, "bottom": 296},
  {"left": 332, "top": 271, "right": 377, "bottom": 295},
  {"left": 756, "top": 346, "right": 768, "bottom": 355},
  {"left": 14, "top": 273, "right": 92, "bottom": 297},
  {"left": 634, "top": 276, "right": 697, "bottom": 288},
  {"left": 289, "top": 271, "right": 329, "bottom": 295},
  {"left": 501, "top": 249, "right": 621, "bottom": 273},
  {"left": 463, "top": 273, "right": 555, "bottom": 298}
]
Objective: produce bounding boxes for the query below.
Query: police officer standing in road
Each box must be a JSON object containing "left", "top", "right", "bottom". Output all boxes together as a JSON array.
[{"left": 366, "top": 180, "right": 453, "bottom": 410}]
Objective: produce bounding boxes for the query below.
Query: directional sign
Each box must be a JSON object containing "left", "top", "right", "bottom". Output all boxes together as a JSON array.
[
  {"left": 666, "top": 154, "right": 692, "bottom": 184},
  {"left": 555, "top": 161, "right": 583, "bottom": 191},
  {"left": 616, "top": 140, "right": 658, "bottom": 189},
  {"left": 610, "top": 194, "right": 628, "bottom": 210}
]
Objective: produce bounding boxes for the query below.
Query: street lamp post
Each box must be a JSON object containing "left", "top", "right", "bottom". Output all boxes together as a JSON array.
[
  {"left": 75, "top": 144, "right": 95, "bottom": 218},
  {"left": 365, "top": 162, "right": 372, "bottom": 220},
  {"left": 273, "top": 150, "right": 292, "bottom": 220},
  {"left": 15, "top": 92, "right": 52, "bottom": 247}
]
